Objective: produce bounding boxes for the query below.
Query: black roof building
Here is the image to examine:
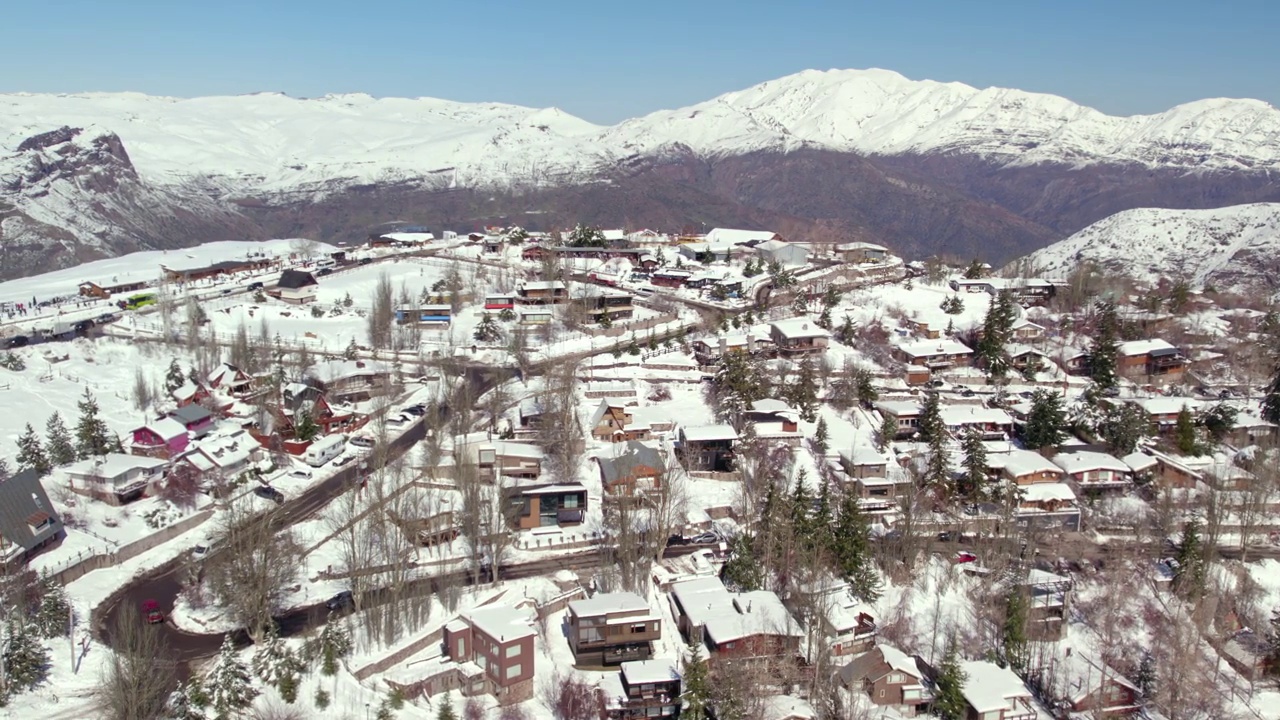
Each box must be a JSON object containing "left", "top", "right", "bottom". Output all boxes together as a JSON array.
[
  {"left": 0, "top": 470, "right": 64, "bottom": 563},
  {"left": 278, "top": 269, "right": 318, "bottom": 289}
]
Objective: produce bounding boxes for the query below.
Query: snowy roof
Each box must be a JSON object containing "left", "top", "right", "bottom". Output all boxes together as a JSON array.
[
  {"left": 520, "top": 280, "right": 567, "bottom": 291},
  {"left": 875, "top": 400, "right": 922, "bottom": 417},
  {"left": 703, "top": 591, "right": 801, "bottom": 644},
  {"left": 705, "top": 228, "right": 777, "bottom": 245},
  {"left": 1048, "top": 651, "right": 1137, "bottom": 705},
  {"left": 939, "top": 405, "right": 1013, "bottom": 427},
  {"left": 1050, "top": 450, "right": 1130, "bottom": 475},
  {"left": 381, "top": 231, "right": 435, "bottom": 242},
  {"left": 756, "top": 239, "right": 794, "bottom": 253},
  {"left": 1117, "top": 339, "right": 1176, "bottom": 357},
  {"left": 64, "top": 454, "right": 166, "bottom": 480},
  {"left": 895, "top": 338, "right": 973, "bottom": 358},
  {"left": 138, "top": 417, "right": 188, "bottom": 442},
  {"left": 1134, "top": 397, "right": 1199, "bottom": 417},
  {"left": 760, "top": 695, "right": 817, "bottom": 720},
  {"left": 1011, "top": 317, "right": 1044, "bottom": 330},
  {"left": 278, "top": 269, "right": 318, "bottom": 289},
  {"left": 1019, "top": 482, "right": 1077, "bottom": 502},
  {"left": 568, "top": 591, "right": 651, "bottom": 618},
  {"left": 602, "top": 229, "right": 627, "bottom": 241},
  {"left": 770, "top": 317, "right": 830, "bottom": 340},
  {"left": 596, "top": 441, "right": 666, "bottom": 486},
  {"left": 835, "top": 241, "right": 887, "bottom": 252},
  {"left": 671, "top": 577, "right": 736, "bottom": 628},
  {"left": 1006, "top": 343, "right": 1045, "bottom": 358},
  {"left": 621, "top": 658, "right": 680, "bottom": 686},
  {"left": 992, "top": 449, "right": 1062, "bottom": 478},
  {"left": 463, "top": 605, "right": 535, "bottom": 643},
  {"left": 959, "top": 661, "right": 1032, "bottom": 713},
  {"left": 877, "top": 644, "right": 920, "bottom": 677},
  {"left": 750, "top": 398, "right": 796, "bottom": 415},
  {"left": 310, "top": 359, "right": 391, "bottom": 383},
  {"left": 1121, "top": 451, "right": 1158, "bottom": 473},
  {"left": 681, "top": 424, "right": 739, "bottom": 442},
  {"left": 824, "top": 598, "right": 876, "bottom": 634}
]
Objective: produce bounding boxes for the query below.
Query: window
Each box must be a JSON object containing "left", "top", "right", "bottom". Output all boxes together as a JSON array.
[
  {"left": 563, "top": 494, "right": 580, "bottom": 509},
  {"left": 505, "top": 663, "right": 522, "bottom": 680},
  {"left": 879, "top": 689, "right": 885, "bottom": 698},
  {"left": 458, "top": 637, "right": 466, "bottom": 657},
  {"left": 505, "top": 644, "right": 522, "bottom": 660},
  {"left": 476, "top": 654, "right": 487, "bottom": 671},
  {"left": 631, "top": 623, "right": 648, "bottom": 634}
]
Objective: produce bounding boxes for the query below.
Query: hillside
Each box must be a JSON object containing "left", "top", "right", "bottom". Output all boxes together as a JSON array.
[
  {"left": 1020, "top": 202, "right": 1280, "bottom": 293},
  {"left": 4, "top": 68, "right": 1280, "bottom": 279}
]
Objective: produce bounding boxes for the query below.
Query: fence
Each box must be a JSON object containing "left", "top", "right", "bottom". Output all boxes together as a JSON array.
[{"left": 50, "top": 508, "right": 213, "bottom": 586}]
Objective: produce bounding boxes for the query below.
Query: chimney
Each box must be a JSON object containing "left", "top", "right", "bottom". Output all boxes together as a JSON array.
[{"left": 355, "top": 360, "right": 365, "bottom": 369}]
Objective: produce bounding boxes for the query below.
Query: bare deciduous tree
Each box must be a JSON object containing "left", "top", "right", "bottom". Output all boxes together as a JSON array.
[
  {"left": 99, "top": 607, "right": 175, "bottom": 720},
  {"left": 203, "top": 503, "right": 303, "bottom": 641}
]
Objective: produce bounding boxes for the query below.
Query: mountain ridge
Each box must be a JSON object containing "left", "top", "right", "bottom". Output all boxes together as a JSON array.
[{"left": 3, "top": 67, "right": 1280, "bottom": 280}]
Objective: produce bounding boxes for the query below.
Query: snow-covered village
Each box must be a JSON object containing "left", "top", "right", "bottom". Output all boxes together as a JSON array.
[{"left": 0, "top": 217, "right": 1279, "bottom": 720}]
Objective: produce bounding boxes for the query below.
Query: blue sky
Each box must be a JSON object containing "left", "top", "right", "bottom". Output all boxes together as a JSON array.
[{"left": 6, "top": 0, "right": 1277, "bottom": 123}]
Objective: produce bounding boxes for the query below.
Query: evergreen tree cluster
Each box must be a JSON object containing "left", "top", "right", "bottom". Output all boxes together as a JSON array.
[
  {"left": 976, "top": 290, "right": 1017, "bottom": 379},
  {"left": 721, "top": 476, "right": 881, "bottom": 601}
]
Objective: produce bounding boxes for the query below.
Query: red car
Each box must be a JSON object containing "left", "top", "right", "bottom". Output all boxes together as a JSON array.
[
  {"left": 141, "top": 599, "right": 164, "bottom": 625},
  {"left": 953, "top": 551, "right": 978, "bottom": 565}
]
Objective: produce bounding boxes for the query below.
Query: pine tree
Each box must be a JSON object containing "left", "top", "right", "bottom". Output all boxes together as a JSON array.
[
  {"left": 294, "top": 410, "right": 320, "bottom": 443},
  {"left": 813, "top": 417, "right": 829, "bottom": 456},
  {"left": 206, "top": 635, "right": 257, "bottom": 720},
  {"left": 15, "top": 423, "right": 51, "bottom": 477},
  {"left": 785, "top": 358, "right": 820, "bottom": 423},
  {"left": 1175, "top": 404, "right": 1199, "bottom": 455},
  {"left": 1087, "top": 300, "right": 1121, "bottom": 390},
  {"left": 977, "top": 291, "right": 1016, "bottom": 379},
  {"left": 1001, "top": 585, "right": 1029, "bottom": 672},
  {"left": 833, "top": 491, "right": 881, "bottom": 601},
  {"left": 474, "top": 313, "right": 503, "bottom": 342},
  {"left": 319, "top": 620, "right": 352, "bottom": 676},
  {"left": 720, "top": 533, "right": 763, "bottom": 592},
  {"left": 1024, "top": 390, "right": 1066, "bottom": 450},
  {"left": 165, "top": 359, "right": 186, "bottom": 395},
  {"left": 166, "top": 679, "right": 209, "bottom": 720},
  {"left": 959, "top": 427, "right": 988, "bottom": 500},
  {"left": 74, "top": 388, "right": 113, "bottom": 459},
  {"left": 44, "top": 412, "right": 75, "bottom": 466},
  {"left": 343, "top": 337, "right": 359, "bottom": 361},
  {"left": 878, "top": 412, "right": 897, "bottom": 452},
  {"left": 931, "top": 635, "right": 968, "bottom": 720},
  {"left": 1173, "top": 518, "right": 1206, "bottom": 600},
  {"left": 34, "top": 575, "right": 71, "bottom": 638},
  {"left": 1134, "top": 651, "right": 1158, "bottom": 700},
  {"left": 919, "top": 392, "right": 952, "bottom": 491},
  {"left": 252, "top": 624, "right": 297, "bottom": 688},
  {"left": 679, "top": 634, "right": 712, "bottom": 720},
  {"left": 2, "top": 615, "right": 50, "bottom": 694},
  {"left": 437, "top": 697, "right": 457, "bottom": 720},
  {"left": 1097, "top": 403, "right": 1149, "bottom": 455},
  {"left": 917, "top": 392, "right": 945, "bottom": 446}
]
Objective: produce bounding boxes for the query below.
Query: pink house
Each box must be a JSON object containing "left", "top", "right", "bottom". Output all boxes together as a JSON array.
[
  {"left": 167, "top": 404, "right": 215, "bottom": 438},
  {"left": 131, "top": 418, "right": 189, "bottom": 459}
]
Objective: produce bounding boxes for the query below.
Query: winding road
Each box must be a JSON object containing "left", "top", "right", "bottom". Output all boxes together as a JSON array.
[{"left": 97, "top": 366, "right": 502, "bottom": 668}]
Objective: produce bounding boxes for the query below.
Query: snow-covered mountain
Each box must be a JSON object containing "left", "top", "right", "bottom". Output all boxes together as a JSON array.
[
  {"left": 3, "top": 68, "right": 1280, "bottom": 280},
  {"left": 1022, "top": 203, "right": 1280, "bottom": 293},
  {"left": 605, "top": 69, "right": 1280, "bottom": 170}
]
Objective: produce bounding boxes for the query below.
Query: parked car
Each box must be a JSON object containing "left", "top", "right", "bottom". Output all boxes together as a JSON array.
[
  {"left": 401, "top": 405, "right": 427, "bottom": 417},
  {"left": 333, "top": 454, "right": 355, "bottom": 467},
  {"left": 954, "top": 551, "right": 978, "bottom": 564},
  {"left": 142, "top": 599, "right": 164, "bottom": 624},
  {"left": 349, "top": 436, "right": 375, "bottom": 452},
  {"left": 191, "top": 544, "right": 210, "bottom": 560},
  {"left": 287, "top": 468, "right": 313, "bottom": 480},
  {"left": 317, "top": 268, "right": 333, "bottom": 276},
  {"left": 926, "top": 379, "right": 945, "bottom": 388},
  {"left": 4, "top": 336, "right": 29, "bottom": 348},
  {"left": 325, "top": 590, "right": 355, "bottom": 612},
  {"left": 358, "top": 258, "right": 373, "bottom": 265},
  {"left": 666, "top": 534, "right": 689, "bottom": 547},
  {"left": 247, "top": 281, "right": 265, "bottom": 291},
  {"left": 254, "top": 485, "right": 285, "bottom": 504},
  {"left": 688, "top": 531, "right": 720, "bottom": 545}
]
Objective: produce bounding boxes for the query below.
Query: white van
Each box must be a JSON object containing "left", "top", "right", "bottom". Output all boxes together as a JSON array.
[
  {"left": 305, "top": 434, "right": 346, "bottom": 467},
  {"left": 316, "top": 258, "right": 337, "bottom": 271}
]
